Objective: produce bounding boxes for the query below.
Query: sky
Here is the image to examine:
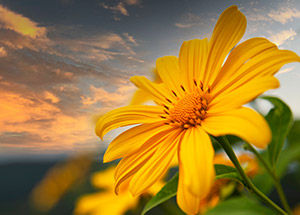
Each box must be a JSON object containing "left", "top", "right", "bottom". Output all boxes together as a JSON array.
[{"left": 0, "top": 0, "right": 300, "bottom": 160}]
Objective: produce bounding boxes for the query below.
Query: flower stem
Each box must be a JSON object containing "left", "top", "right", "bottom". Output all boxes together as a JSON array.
[
  {"left": 216, "top": 136, "right": 287, "bottom": 215},
  {"left": 244, "top": 142, "right": 292, "bottom": 214}
]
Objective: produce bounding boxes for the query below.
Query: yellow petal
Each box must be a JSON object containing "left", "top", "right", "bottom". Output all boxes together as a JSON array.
[
  {"left": 203, "top": 107, "right": 271, "bottom": 148},
  {"left": 129, "top": 129, "right": 182, "bottom": 196},
  {"left": 212, "top": 37, "right": 300, "bottom": 96},
  {"left": 130, "top": 88, "right": 153, "bottom": 105},
  {"left": 203, "top": 5, "right": 246, "bottom": 87},
  {"left": 130, "top": 68, "right": 162, "bottom": 105},
  {"left": 74, "top": 191, "right": 137, "bottom": 215},
  {"left": 91, "top": 167, "right": 115, "bottom": 188},
  {"left": 177, "top": 167, "right": 202, "bottom": 215},
  {"left": 95, "top": 105, "right": 164, "bottom": 139},
  {"left": 156, "top": 56, "right": 186, "bottom": 97},
  {"left": 179, "top": 38, "right": 209, "bottom": 91},
  {"left": 130, "top": 76, "right": 175, "bottom": 104},
  {"left": 209, "top": 76, "right": 279, "bottom": 113},
  {"left": 103, "top": 122, "right": 170, "bottom": 163},
  {"left": 114, "top": 127, "right": 178, "bottom": 194},
  {"left": 179, "top": 126, "right": 215, "bottom": 198}
]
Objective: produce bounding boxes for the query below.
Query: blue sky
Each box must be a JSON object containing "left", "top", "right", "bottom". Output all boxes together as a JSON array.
[{"left": 0, "top": 0, "right": 299, "bottom": 158}]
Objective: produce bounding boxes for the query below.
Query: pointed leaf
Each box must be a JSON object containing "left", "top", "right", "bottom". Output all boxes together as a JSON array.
[{"left": 261, "top": 96, "right": 293, "bottom": 166}]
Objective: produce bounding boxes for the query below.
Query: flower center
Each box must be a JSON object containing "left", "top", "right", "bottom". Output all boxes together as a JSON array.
[{"left": 165, "top": 89, "right": 209, "bottom": 128}]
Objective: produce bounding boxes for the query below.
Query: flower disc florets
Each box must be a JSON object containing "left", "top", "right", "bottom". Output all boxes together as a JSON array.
[{"left": 162, "top": 82, "right": 211, "bottom": 129}]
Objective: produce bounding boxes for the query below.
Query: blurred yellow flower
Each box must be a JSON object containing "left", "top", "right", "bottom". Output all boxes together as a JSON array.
[
  {"left": 74, "top": 167, "right": 164, "bottom": 215},
  {"left": 30, "top": 154, "right": 92, "bottom": 212},
  {"left": 96, "top": 5, "right": 300, "bottom": 215},
  {"left": 294, "top": 204, "right": 300, "bottom": 215}
]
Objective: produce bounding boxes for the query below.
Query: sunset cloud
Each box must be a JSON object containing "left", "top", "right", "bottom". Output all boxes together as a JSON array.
[
  {"left": 0, "top": 46, "right": 7, "bottom": 57},
  {"left": 269, "top": 28, "right": 297, "bottom": 46},
  {"left": 268, "top": 8, "right": 300, "bottom": 24},
  {"left": 100, "top": 0, "right": 141, "bottom": 20},
  {"left": 175, "top": 13, "right": 203, "bottom": 28},
  {"left": 0, "top": 88, "right": 97, "bottom": 154},
  {"left": 81, "top": 81, "right": 135, "bottom": 111},
  {"left": 0, "top": 4, "right": 46, "bottom": 39}
]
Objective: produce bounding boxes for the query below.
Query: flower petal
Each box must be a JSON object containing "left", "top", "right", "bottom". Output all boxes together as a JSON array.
[
  {"left": 95, "top": 105, "right": 164, "bottom": 139},
  {"left": 103, "top": 122, "right": 171, "bottom": 163},
  {"left": 203, "top": 107, "right": 271, "bottom": 148},
  {"left": 130, "top": 68, "right": 162, "bottom": 105},
  {"left": 177, "top": 167, "right": 202, "bottom": 215},
  {"left": 209, "top": 76, "right": 279, "bottom": 113},
  {"left": 203, "top": 5, "right": 246, "bottom": 86},
  {"left": 114, "top": 127, "right": 179, "bottom": 194},
  {"left": 74, "top": 191, "right": 137, "bottom": 215},
  {"left": 179, "top": 126, "right": 215, "bottom": 198},
  {"left": 211, "top": 37, "right": 300, "bottom": 96},
  {"left": 130, "top": 76, "right": 175, "bottom": 104},
  {"left": 179, "top": 38, "right": 209, "bottom": 91},
  {"left": 129, "top": 129, "right": 182, "bottom": 196},
  {"left": 156, "top": 56, "right": 185, "bottom": 97}
]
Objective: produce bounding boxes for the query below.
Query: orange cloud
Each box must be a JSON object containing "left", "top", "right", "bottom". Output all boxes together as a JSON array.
[
  {"left": 81, "top": 82, "right": 135, "bottom": 111},
  {"left": 0, "top": 4, "right": 46, "bottom": 39},
  {"left": 0, "top": 88, "right": 98, "bottom": 154},
  {"left": 0, "top": 46, "right": 7, "bottom": 57}
]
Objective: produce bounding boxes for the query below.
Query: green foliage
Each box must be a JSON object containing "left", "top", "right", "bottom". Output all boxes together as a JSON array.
[
  {"left": 141, "top": 172, "right": 178, "bottom": 215},
  {"left": 214, "top": 164, "right": 243, "bottom": 183},
  {"left": 205, "top": 196, "right": 276, "bottom": 215},
  {"left": 142, "top": 165, "right": 241, "bottom": 215},
  {"left": 261, "top": 96, "right": 293, "bottom": 167},
  {"left": 287, "top": 120, "right": 300, "bottom": 146}
]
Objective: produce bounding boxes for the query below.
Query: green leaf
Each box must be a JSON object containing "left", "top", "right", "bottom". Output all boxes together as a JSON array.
[
  {"left": 287, "top": 120, "right": 300, "bottom": 146},
  {"left": 253, "top": 143, "right": 300, "bottom": 194},
  {"left": 142, "top": 164, "right": 242, "bottom": 215},
  {"left": 261, "top": 96, "right": 293, "bottom": 167},
  {"left": 205, "top": 196, "right": 276, "bottom": 215},
  {"left": 141, "top": 172, "right": 178, "bottom": 215},
  {"left": 214, "top": 164, "right": 243, "bottom": 183}
]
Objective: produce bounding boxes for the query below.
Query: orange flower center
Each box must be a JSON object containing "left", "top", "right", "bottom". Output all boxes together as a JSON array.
[{"left": 162, "top": 83, "right": 211, "bottom": 128}]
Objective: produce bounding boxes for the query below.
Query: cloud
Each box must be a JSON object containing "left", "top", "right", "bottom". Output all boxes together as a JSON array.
[
  {"left": 0, "top": 4, "right": 46, "bottom": 39},
  {"left": 269, "top": 28, "right": 296, "bottom": 46},
  {"left": 277, "top": 66, "right": 295, "bottom": 75},
  {"left": 0, "top": 88, "right": 97, "bottom": 153},
  {"left": 0, "top": 4, "right": 50, "bottom": 52},
  {"left": 268, "top": 8, "right": 300, "bottom": 24},
  {"left": 123, "top": 33, "right": 138, "bottom": 46},
  {"left": 124, "top": 0, "right": 141, "bottom": 5},
  {"left": 101, "top": 2, "right": 129, "bottom": 16},
  {"left": 0, "top": 46, "right": 7, "bottom": 57},
  {"left": 0, "top": 3, "right": 146, "bottom": 155},
  {"left": 44, "top": 91, "right": 60, "bottom": 104},
  {"left": 100, "top": 0, "right": 141, "bottom": 19},
  {"left": 81, "top": 81, "right": 135, "bottom": 110},
  {"left": 175, "top": 13, "right": 203, "bottom": 28},
  {"left": 174, "top": 12, "right": 213, "bottom": 29}
]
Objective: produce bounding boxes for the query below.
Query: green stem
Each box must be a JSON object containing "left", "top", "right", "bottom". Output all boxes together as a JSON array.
[
  {"left": 217, "top": 136, "right": 287, "bottom": 215},
  {"left": 244, "top": 143, "right": 293, "bottom": 214}
]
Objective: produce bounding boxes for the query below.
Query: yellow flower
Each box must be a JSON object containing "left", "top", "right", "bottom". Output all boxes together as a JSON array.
[
  {"left": 74, "top": 167, "right": 164, "bottom": 215},
  {"left": 30, "top": 154, "right": 92, "bottom": 212},
  {"left": 96, "top": 5, "right": 300, "bottom": 215}
]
